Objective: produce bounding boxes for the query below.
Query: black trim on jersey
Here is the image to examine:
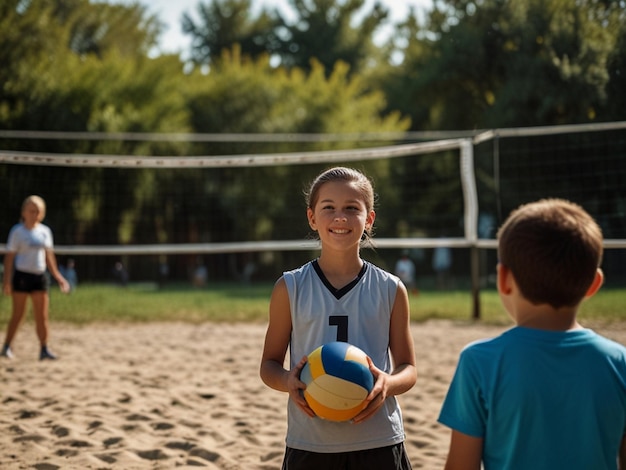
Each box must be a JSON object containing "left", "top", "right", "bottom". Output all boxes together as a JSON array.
[{"left": 312, "top": 259, "right": 368, "bottom": 300}]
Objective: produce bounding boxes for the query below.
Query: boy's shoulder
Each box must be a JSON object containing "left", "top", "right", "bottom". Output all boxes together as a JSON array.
[
  {"left": 586, "top": 330, "right": 626, "bottom": 356},
  {"left": 461, "top": 326, "right": 626, "bottom": 359}
]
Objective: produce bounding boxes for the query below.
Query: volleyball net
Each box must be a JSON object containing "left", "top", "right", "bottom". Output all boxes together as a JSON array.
[{"left": 1, "top": 122, "right": 625, "bottom": 292}]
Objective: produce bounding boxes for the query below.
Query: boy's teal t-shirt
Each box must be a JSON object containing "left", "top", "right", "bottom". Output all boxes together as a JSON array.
[{"left": 438, "top": 327, "right": 626, "bottom": 470}]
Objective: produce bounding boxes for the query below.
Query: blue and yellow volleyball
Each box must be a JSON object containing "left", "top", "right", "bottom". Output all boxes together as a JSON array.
[{"left": 300, "top": 341, "right": 374, "bottom": 422}]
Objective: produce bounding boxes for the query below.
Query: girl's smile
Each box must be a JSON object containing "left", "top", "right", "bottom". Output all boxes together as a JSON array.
[{"left": 307, "top": 181, "right": 374, "bottom": 249}]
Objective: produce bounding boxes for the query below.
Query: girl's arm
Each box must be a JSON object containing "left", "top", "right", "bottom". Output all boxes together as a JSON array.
[
  {"left": 45, "top": 249, "right": 70, "bottom": 293},
  {"left": 259, "top": 277, "right": 314, "bottom": 417},
  {"left": 444, "top": 430, "right": 483, "bottom": 470},
  {"left": 387, "top": 282, "right": 418, "bottom": 393},
  {"left": 353, "top": 283, "right": 417, "bottom": 423}
]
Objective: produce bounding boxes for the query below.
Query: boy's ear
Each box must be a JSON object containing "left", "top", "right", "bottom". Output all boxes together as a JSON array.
[
  {"left": 584, "top": 269, "right": 604, "bottom": 299},
  {"left": 497, "top": 263, "right": 513, "bottom": 295}
]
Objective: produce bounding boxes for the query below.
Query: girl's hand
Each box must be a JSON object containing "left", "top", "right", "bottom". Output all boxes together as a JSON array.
[
  {"left": 352, "top": 357, "right": 389, "bottom": 423},
  {"left": 58, "top": 278, "right": 71, "bottom": 294},
  {"left": 288, "top": 355, "right": 316, "bottom": 418}
]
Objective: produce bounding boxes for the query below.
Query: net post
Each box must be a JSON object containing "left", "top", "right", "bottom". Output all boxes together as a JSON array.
[{"left": 460, "top": 139, "right": 481, "bottom": 320}]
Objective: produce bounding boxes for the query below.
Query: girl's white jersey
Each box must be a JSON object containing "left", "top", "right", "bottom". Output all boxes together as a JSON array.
[
  {"left": 7, "top": 223, "right": 53, "bottom": 274},
  {"left": 283, "top": 259, "right": 406, "bottom": 453}
]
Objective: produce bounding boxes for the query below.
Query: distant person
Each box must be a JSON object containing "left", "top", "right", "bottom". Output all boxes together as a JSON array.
[
  {"left": 158, "top": 258, "right": 169, "bottom": 289},
  {"left": 192, "top": 258, "right": 207, "bottom": 287},
  {"left": 61, "top": 258, "right": 78, "bottom": 292},
  {"left": 395, "top": 250, "right": 418, "bottom": 295},
  {"left": 241, "top": 253, "right": 256, "bottom": 284},
  {"left": 478, "top": 213, "right": 497, "bottom": 286},
  {"left": 1, "top": 195, "right": 70, "bottom": 360},
  {"left": 438, "top": 198, "right": 626, "bottom": 470},
  {"left": 113, "top": 261, "right": 129, "bottom": 286},
  {"left": 260, "top": 167, "right": 416, "bottom": 469},
  {"left": 432, "top": 243, "right": 452, "bottom": 290}
]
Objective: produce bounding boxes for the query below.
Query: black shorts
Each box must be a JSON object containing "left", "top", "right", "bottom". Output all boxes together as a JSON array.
[
  {"left": 282, "top": 442, "right": 412, "bottom": 470},
  {"left": 12, "top": 270, "right": 50, "bottom": 293}
]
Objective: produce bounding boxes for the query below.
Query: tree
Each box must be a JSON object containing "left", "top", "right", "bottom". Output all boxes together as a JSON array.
[
  {"left": 0, "top": 0, "right": 190, "bottom": 254},
  {"left": 181, "top": 0, "right": 390, "bottom": 76},
  {"left": 384, "top": 0, "right": 622, "bottom": 130},
  {"left": 273, "top": 0, "right": 390, "bottom": 75},
  {"left": 604, "top": 2, "right": 626, "bottom": 121},
  {"left": 0, "top": 0, "right": 164, "bottom": 129},
  {"left": 182, "top": 0, "right": 281, "bottom": 66},
  {"left": 65, "top": 1, "right": 161, "bottom": 58},
  {"left": 161, "top": 46, "right": 410, "bottom": 249}
]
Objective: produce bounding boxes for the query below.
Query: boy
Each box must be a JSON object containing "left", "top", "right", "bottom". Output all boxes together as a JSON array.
[{"left": 438, "top": 198, "right": 626, "bottom": 470}]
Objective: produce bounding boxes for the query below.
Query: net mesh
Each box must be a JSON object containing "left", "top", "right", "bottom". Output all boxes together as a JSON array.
[{"left": 1, "top": 123, "right": 625, "bottom": 284}]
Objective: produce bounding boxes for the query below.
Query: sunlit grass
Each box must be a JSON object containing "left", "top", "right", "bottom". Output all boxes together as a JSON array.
[{"left": 0, "top": 282, "right": 624, "bottom": 327}]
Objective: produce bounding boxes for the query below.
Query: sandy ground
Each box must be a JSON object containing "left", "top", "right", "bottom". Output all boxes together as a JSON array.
[{"left": 2, "top": 320, "right": 625, "bottom": 469}]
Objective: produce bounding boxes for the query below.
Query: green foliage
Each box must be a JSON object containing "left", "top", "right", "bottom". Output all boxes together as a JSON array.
[
  {"left": 2, "top": 0, "right": 623, "bottom": 134},
  {"left": 0, "top": 0, "right": 179, "bottom": 134},
  {"left": 167, "top": 47, "right": 409, "bottom": 247},
  {"left": 65, "top": 1, "right": 160, "bottom": 58},
  {"left": 384, "top": 0, "right": 625, "bottom": 129},
  {"left": 181, "top": 0, "right": 390, "bottom": 76},
  {"left": 0, "top": 0, "right": 625, "bottom": 284},
  {"left": 605, "top": 5, "right": 626, "bottom": 121},
  {"left": 183, "top": 0, "right": 281, "bottom": 66},
  {"left": 0, "top": 1, "right": 191, "bottom": 251},
  {"left": 0, "top": 1, "right": 411, "bottom": 263},
  {"left": 275, "top": 0, "right": 389, "bottom": 75},
  {"left": 185, "top": 46, "right": 408, "bottom": 137}
]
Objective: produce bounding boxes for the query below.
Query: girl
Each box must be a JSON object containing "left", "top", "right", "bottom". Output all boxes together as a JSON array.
[
  {"left": 260, "top": 167, "right": 417, "bottom": 469},
  {"left": 2, "top": 195, "right": 69, "bottom": 360}
]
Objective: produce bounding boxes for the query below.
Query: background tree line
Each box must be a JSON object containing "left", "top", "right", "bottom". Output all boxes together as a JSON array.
[{"left": 0, "top": 0, "right": 625, "bottom": 283}]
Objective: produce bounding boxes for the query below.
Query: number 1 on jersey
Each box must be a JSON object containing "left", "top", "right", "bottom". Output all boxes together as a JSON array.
[{"left": 329, "top": 315, "right": 348, "bottom": 342}]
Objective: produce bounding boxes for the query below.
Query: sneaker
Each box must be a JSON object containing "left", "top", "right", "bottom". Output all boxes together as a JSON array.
[
  {"left": 39, "top": 346, "right": 57, "bottom": 361},
  {"left": 1, "top": 345, "right": 13, "bottom": 359}
]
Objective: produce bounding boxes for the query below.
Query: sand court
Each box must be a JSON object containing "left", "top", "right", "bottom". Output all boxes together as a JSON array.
[{"left": 1, "top": 320, "right": 625, "bottom": 469}]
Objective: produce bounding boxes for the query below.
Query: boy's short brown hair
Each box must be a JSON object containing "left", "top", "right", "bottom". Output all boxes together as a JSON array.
[{"left": 497, "top": 198, "right": 603, "bottom": 308}]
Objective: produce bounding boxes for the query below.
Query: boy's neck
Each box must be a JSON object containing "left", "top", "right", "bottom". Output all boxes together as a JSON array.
[{"left": 514, "top": 302, "right": 582, "bottom": 331}]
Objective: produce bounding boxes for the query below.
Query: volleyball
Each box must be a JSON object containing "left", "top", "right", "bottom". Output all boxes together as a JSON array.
[{"left": 300, "top": 341, "right": 374, "bottom": 422}]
